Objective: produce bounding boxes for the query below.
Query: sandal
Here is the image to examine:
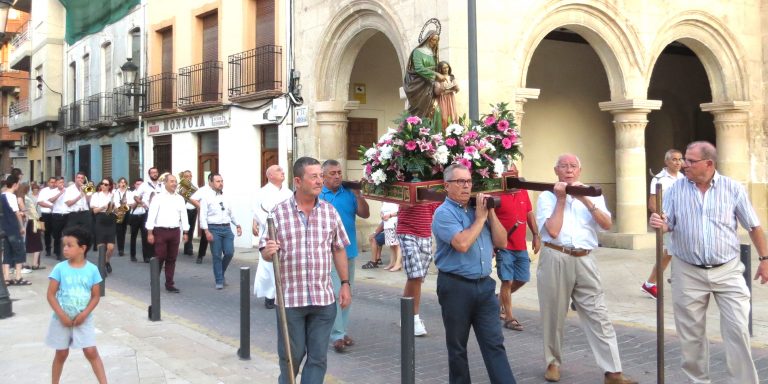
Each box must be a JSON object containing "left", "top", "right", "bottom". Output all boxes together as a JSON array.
[
  {"left": 503, "top": 318, "right": 524, "bottom": 331},
  {"left": 376, "top": 259, "right": 383, "bottom": 265},
  {"left": 361, "top": 260, "right": 378, "bottom": 269},
  {"left": 4, "top": 280, "right": 13, "bottom": 286},
  {"left": 31, "top": 265, "right": 47, "bottom": 270},
  {"left": 14, "top": 279, "right": 32, "bottom": 286}
]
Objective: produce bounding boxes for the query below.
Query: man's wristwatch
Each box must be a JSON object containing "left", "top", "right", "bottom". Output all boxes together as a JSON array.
[
  {"left": 758, "top": 256, "right": 768, "bottom": 262},
  {"left": 341, "top": 280, "right": 350, "bottom": 286}
]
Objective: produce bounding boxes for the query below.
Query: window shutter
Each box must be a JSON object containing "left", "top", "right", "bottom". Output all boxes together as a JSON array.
[
  {"left": 202, "top": 13, "right": 218, "bottom": 62},
  {"left": 161, "top": 29, "right": 173, "bottom": 73},
  {"left": 102, "top": 145, "right": 112, "bottom": 179},
  {"left": 256, "top": 0, "right": 274, "bottom": 46}
]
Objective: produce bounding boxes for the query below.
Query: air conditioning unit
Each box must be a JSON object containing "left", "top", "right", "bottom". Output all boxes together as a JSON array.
[{"left": 19, "top": 135, "right": 28, "bottom": 147}]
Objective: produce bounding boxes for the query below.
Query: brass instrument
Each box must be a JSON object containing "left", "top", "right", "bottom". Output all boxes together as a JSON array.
[
  {"left": 115, "top": 191, "right": 130, "bottom": 224},
  {"left": 178, "top": 172, "right": 198, "bottom": 203},
  {"left": 82, "top": 176, "right": 96, "bottom": 195}
]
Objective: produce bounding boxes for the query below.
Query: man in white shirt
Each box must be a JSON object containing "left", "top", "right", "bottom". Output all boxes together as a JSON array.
[
  {"left": 135, "top": 167, "right": 161, "bottom": 262},
  {"left": 37, "top": 177, "right": 57, "bottom": 256},
  {"left": 63, "top": 172, "right": 93, "bottom": 231},
  {"left": 145, "top": 174, "right": 189, "bottom": 293},
  {"left": 189, "top": 175, "right": 214, "bottom": 264},
  {"left": 641, "top": 149, "right": 685, "bottom": 298},
  {"left": 199, "top": 173, "right": 241, "bottom": 290},
  {"left": 127, "top": 178, "right": 144, "bottom": 262},
  {"left": 47, "top": 177, "right": 69, "bottom": 260},
  {"left": 252, "top": 165, "right": 293, "bottom": 307}
]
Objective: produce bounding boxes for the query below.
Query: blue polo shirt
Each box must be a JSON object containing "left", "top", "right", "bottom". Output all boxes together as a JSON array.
[
  {"left": 432, "top": 197, "right": 494, "bottom": 279},
  {"left": 320, "top": 184, "right": 358, "bottom": 258}
]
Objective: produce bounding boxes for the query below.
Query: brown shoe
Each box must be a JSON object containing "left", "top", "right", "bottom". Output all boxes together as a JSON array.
[
  {"left": 332, "top": 339, "right": 346, "bottom": 353},
  {"left": 343, "top": 335, "right": 355, "bottom": 346},
  {"left": 604, "top": 373, "right": 638, "bottom": 384},
  {"left": 544, "top": 364, "right": 560, "bottom": 382}
]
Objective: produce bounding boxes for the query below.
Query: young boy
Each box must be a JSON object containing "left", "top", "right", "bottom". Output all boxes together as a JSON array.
[{"left": 45, "top": 226, "right": 108, "bottom": 384}]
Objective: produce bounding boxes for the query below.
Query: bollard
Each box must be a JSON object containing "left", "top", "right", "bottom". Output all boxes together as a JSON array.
[
  {"left": 148, "top": 257, "right": 161, "bottom": 321},
  {"left": 238, "top": 267, "right": 251, "bottom": 360},
  {"left": 0, "top": 238, "right": 13, "bottom": 319},
  {"left": 401, "top": 297, "right": 415, "bottom": 384},
  {"left": 741, "top": 244, "right": 752, "bottom": 336},
  {"left": 97, "top": 244, "right": 106, "bottom": 297}
]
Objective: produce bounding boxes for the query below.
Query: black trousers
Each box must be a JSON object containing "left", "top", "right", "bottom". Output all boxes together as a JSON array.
[
  {"left": 41, "top": 212, "right": 52, "bottom": 254},
  {"left": 128, "top": 214, "right": 144, "bottom": 258},
  {"left": 140, "top": 213, "right": 154, "bottom": 261},
  {"left": 115, "top": 218, "right": 128, "bottom": 253},
  {"left": 184, "top": 208, "right": 197, "bottom": 254},
  {"left": 49, "top": 213, "right": 68, "bottom": 260},
  {"left": 66, "top": 210, "right": 92, "bottom": 231}
]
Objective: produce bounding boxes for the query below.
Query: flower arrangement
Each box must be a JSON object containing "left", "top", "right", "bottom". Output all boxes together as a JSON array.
[{"left": 360, "top": 103, "right": 522, "bottom": 189}]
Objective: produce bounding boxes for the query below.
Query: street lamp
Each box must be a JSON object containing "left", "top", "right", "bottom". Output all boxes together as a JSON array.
[
  {"left": 120, "top": 57, "right": 143, "bottom": 95},
  {"left": 0, "top": 0, "right": 14, "bottom": 36}
]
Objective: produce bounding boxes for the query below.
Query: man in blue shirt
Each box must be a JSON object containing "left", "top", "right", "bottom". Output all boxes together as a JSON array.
[
  {"left": 432, "top": 164, "right": 515, "bottom": 384},
  {"left": 319, "top": 159, "right": 370, "bottom": 352}
]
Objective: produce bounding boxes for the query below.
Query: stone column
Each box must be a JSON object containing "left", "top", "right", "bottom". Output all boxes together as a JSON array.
[
  {"left": 700, "top": 101, "right": 750, "bottom": 187},
  {"left": 599, "top": 100, "right": 662, "bottom": 234},
  {"left": 512, "top": 88, "right": 539, "bottom": 172},
  {"left": 313, "top": 100, "right": 359, "bottom": 170}
]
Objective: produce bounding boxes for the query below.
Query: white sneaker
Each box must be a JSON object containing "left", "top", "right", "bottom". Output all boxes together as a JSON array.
[
  {"left": 21, "top": 268, "right": 32, "bottom": 274},
  {"left": 414, "top": 319, "right": 427, "bottom": 336}
]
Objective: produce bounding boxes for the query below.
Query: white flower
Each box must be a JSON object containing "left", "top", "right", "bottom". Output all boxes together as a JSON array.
[
  {"left": 493, "top": 159, "right": 505, "bottom": 176},
  {"left": 434, "top": 145, "right": 449, "bottom": 165},
  {"left": 364, "top": 147, "right": 377, "bottom": 160},
  {"left": 446, "top": 123, "right": 464, "bottom": 136},
  {"left": 379, "top": 145, "right": 393, "bottom": 160},
  {"left": 371, "top": 169, "right": 387, "bottom": 185}
]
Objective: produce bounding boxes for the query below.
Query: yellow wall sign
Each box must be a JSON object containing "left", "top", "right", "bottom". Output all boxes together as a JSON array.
[{"left": 353, "top": 83, "right": 366, "bottom": 104}]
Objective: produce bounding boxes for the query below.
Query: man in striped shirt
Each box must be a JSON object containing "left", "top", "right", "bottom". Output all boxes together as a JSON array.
[
  {"left": 261, "top": 157, "right": 351, "bottom": 384},
  {"left": 650, "top": 141, "right": 768, "bottom": 384}
]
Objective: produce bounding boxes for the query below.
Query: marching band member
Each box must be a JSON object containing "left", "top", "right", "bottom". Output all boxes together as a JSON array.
[
  {"left": 135, "top": 167, "right": 161, "bottom": 262},
  {"left": 90, "top": 178, "right": 116, "bottom": 273}
]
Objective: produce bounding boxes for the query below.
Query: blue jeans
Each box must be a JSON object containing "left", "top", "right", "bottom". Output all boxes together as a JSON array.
[
  {"left": 330, "top": 259, "right": 356, "bottom": 342},
  {"left": 436, "top": 272, "right": 516, "bottom": 384},
  {"left": 208, "top": 224, "right": 234, "bottom": 285},
  {"left": 277, "top": 303, "right": 337, "bottom": 384}
]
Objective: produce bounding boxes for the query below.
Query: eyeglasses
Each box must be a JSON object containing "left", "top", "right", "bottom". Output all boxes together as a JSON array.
[
  {"left": 101, "top": 183, "right": 110, "bottom": 186},
  {"left": 219, "top": 201, "right": 225, "bottom": 211},
  {"left": 447, "top": 179, "right": 473, "bottom": 186},
  {"left": 557, "top": 164, "right": 579, "bottom": 170},
  {"left": 683, "top": 158, "right": 707, "bottom": 165}
]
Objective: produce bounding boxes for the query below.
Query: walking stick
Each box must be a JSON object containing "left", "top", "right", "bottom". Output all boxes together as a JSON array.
[
  {"left": 655, "top": 183, "right": 665, "bottom": 384},
  {"left": 264, "top": 208, "right": 296, "bottom": 384}
]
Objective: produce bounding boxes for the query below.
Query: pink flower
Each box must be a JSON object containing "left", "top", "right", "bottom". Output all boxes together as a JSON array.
[
  {"left": 405, "top": 141, "right": 417, "bottom": 151},
  {"left": 365, "top": 164, "right": 372, "bottom": 174},
  {"left": 465, "top": 130, "right": 478, "bottom": 140},
  {"left": 465, "top": 146, "right": 477, "bottom": 154},
  {"left": 406, "top": 116, "right": 422, "bottom": 125},
  {"left": 419, "top": 127, "right": 430, "bottom": 136},
  {"left": 482, "top": 153, "right": 495, "bottom": 163},
  {"left": 497, "top": 119, "right": 509, "bottom": 131},
  {"left": 502, "top": 137, "right": 513, "bottom": 149},
  {"left": 419, "top": 142, "right": 433, "bottom": 152},
  {"left": 484, "top": 115, "right": 496, "bottom": 126},
  {"left": 477, "top": 168, "right": 490, "bottom": 178},
  {"left": 457, "top": 158, "right": 472, "bottom": 169},
  {"left": 445, "top": 138, "right": 457, "bottom": 147}
]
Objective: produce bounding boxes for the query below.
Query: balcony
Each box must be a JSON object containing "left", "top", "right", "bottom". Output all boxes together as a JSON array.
[
  {"left": 113, "top": 84, "right": 141, "bottom": 122},
  {"left": 85, "top": 92, "right": 113, "bottom": 128},
  {"left": 0, "top": 116, "right": 22, "bottom": 142},
  {"left": 58, "top": 102, "right": 82, "bottom": 135},
  {"left": 140, "top": 73, "right": 176, "bottom": 117},
  {"left": 8, "top": 99, "right": 31, "bottom": 131},
  {"left": 178, "top": 60, "right": 222, "bottom": 110},
  {"left": 9, "top": 21, "right": 31, "bottom": 72},
  {"left": 228, "top": 45, "right": 283, "bottom": 103}
]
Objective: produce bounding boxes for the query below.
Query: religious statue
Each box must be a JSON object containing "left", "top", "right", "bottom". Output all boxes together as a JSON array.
[{"left": 403, "top": 18, "right": 444, "bottom": 123}]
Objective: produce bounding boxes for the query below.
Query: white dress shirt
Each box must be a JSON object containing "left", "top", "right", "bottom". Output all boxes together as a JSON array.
[
  {"left": 113, "top": 188, "right": 129, "bottom": 206},
  {"left": 63, "top": 184, "right": 89, "bottom": 213},
  {"left": 536, "top": 191, "right": 611, "bottom": 250},
  {"left": 190, "top": 185, "right": 214, "bottom": 204},
  {"left": 90, "top": 191, "right": 113, "bottom": 210},
  {"left": 199, "top": 190, "right": 239, "bottom": 230},
  {"left": 51, "top": 188, "right": 69, "bottom": 214},
  {"left": 37, "top": 187, "right": 55, "bottom": 213},
  {"left": 145, "top": 191, "right": 190, "bottom": 231},
  {"left": 381, "top": 202, "right": 399, "bottom": 229},
  {"left": 136, "top": 180, "right": 162, "bottom": 211},
  {"left": 649, "top": 168, "right": 685, "bottom": 195},
  {"left": 252, "top": 183, "right": 293, "bottom": 243},
  {"left": 3, "top": 191, "right": 19, "bottom": 212}
]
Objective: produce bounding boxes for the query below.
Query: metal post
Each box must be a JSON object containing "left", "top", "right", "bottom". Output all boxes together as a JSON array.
[
  {"left": 741, "top": 244, "right": 752, "bottom": 336},
  {"left": 97, "top": 244, "right": 106, "bottom": 297},
  {"left": 401, "top": 297, "right": 415, "bottom": 384},
  {"left": 467, "top": 0, "right": 479, "bottom": 121},
  {"left": 238, "top": 266, "right": 251, "bottom": 360},
  {"left": 148, "top": 257, "right": 161, "bottom": 321},
  {"left": 654, "top": 184, "right": 665, "bottom": 384},
  {"left": 0, "top": 234, "right": 13, "bottom": 319}
]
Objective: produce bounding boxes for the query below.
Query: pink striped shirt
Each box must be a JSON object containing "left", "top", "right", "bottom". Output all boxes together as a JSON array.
[{"left": 260, "top": 196, "right": 350, "bottom": 308}]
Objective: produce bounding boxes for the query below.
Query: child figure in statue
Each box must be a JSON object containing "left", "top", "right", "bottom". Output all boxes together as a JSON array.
[{"left": 434, "top": 61, "right": 459, "bottom": 129}]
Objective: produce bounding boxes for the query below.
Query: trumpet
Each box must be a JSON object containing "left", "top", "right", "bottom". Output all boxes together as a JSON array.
[
  {"left": 82, "top": 176, "right": 96, "bottom": 195},
  {"left": 178, "top": 172, "right": 198, "bottom": 204}
]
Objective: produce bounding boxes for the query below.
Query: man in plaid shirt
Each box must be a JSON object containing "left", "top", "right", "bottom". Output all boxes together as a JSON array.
[{"left": 261, "top": 156, "right": 352, "bottom": 384}]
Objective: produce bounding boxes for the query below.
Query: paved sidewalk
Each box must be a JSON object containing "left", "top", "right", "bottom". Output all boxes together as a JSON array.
[{"left": 0, "top": 267, "right": 280, "bottom": 384}]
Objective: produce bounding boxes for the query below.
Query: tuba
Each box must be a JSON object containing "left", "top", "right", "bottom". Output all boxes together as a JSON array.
[
  {"left": 82, "top": 176, "right": 96, "bottom": 195},
  {"left": 178, "top": 172, "right": 198, "bottom": 204}
]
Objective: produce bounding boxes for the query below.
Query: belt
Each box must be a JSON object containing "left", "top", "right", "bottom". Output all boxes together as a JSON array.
[
  {"left": 71, "top": 210, "right": 89, "bottom": 214},
  {"left": 544, "top": 242, "right": 591, "bottom": 257},
  {"left": 154, "top": 227, "right": 180, "bottom": 230},
  {"left": 208, "top": 223, "right": 231, "bottom": 227},
  {"left": 439, "top": 271, "right": 490, "bottom": 283},
  {"left": 690, "top": 261, "right": 727, "bottom": 270},
  {"left": 51, "top": 213, "right": 68, "bottom": 216}
]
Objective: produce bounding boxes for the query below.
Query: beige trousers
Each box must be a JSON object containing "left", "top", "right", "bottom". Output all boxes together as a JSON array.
[
  {"left": 671, "top": 256, "right": 758, "bottom": 384},
  {"left": 536, "top": 246, "right": 622, "bottom": 373}
]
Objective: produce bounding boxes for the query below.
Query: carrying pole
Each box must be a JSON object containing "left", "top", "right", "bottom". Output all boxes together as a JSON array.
[
  {"left": 267, "top": 216, "right": 295, "bottom": 384},
  {"left": 655, "top": 184, "right": 665, "bottom": 384}
]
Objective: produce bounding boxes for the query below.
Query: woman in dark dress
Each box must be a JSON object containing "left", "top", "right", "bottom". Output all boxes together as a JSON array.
[
  {"left": 90, "top": 177, "right": 117, "bottom": 273},
  {"left": 24, "top": 182, "right": 44, "bottom": 269}
]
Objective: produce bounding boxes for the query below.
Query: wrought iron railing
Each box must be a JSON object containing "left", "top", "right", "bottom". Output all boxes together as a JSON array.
[
  {"left": 178, "top": 60, "right": 222, "bottom": 108},
  {"left": 9, "top": 99, "right": 28, "bottom": 117},
  {"left": 228, "top": 45, "right": 283, "bottom": 99},
  {"left": 140, "top": 73, "right": 177, "bottom": 115},
  {"left": 86, "top": 92, "right": 113, "bottom": 127},
  {"left": 59, "top": 103, "right": 83, "bottom": 133},
  {"left": 113, "top": 84, "right": 141, "bottom": 121},
  {"left": 10, "top": 21, "right": 29, "bottom": 49}
]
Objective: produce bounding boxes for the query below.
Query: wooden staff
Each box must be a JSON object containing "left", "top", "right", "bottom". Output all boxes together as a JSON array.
[
  {"left": 505, "top": 177, "right": 602, "bottom": 196},
  {"left": 654, "top": 183, "right": 665, "bottom": 383},
  {"left": 265, "top": 213, "right": 295, "bottom": 384},
  {"left": 342, "top": 180, "right": 500, "bottom": 207}
]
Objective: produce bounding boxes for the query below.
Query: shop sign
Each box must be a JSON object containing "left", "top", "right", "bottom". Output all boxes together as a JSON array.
[
  {"left": 147, "top": 111, "right": 229, "bottom": 136},
  {"left": 9, "top": 149, "right": 26, "bottom": 158},
  {"left": 295, "top": 106, "right": 308, "bottom": 127}
]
